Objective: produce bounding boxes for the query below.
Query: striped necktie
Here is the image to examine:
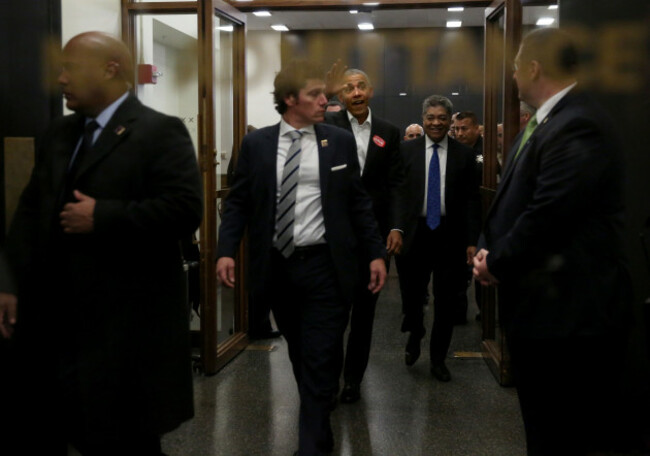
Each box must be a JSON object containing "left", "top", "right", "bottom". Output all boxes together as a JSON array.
[{"left": 275, "top": 130, "right": 303, "bottom": 258}]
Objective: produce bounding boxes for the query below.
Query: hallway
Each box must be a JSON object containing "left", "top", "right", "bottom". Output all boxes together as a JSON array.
[{"left": 163, "top": 264, "right": 526, "bottom": 456}]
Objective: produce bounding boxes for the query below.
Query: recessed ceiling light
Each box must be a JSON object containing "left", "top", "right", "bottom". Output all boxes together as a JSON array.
[
  {"left": 217, "top": 25, "right": 234, "bottom": 32},
  {"left": 271, "top": 24, "right": 289, "bottom": 32},
  {"left": 536, "top": 17, "right": 555, "bottom": 26},
  {"left": 358, "top": 22, "right": 374, "bottom": 31},
  {"left": 548, "top": 5, "right": 559, "bottom": 10},
  {"left": 451, "top": 92, "right": 460, "bottom": 96},
  {"left": 448, "top": 7, "right": 464, "bottom": 12},
  {"left": 253, "top": 11, "right": 272, "bottom": 17},
  {"left": 363, "top": 2, "right": 379, "bottom": 5},
  {"left": 350, "top": 10, "right": 359, "bottom": 14},
  {"left": 446, "top": 21, "right": 462, "bottom": 28},
  {"left": 399, "top": 92, "right": 407, "bottom": 97}
]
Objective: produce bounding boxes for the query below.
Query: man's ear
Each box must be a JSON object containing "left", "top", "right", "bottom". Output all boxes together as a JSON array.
[
  {"left": 104, "top": 61, "right": 120, "bottom": 80},
  {"left": 529, "top": 60, "right": 542, "bottom": 81},
  {"left": 284, "top": 93, "right": 297, "bottom": 107}
]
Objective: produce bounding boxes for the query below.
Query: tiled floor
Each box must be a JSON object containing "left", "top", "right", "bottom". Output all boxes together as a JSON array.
[{"left": 162, "top": 265, "right": 527, "bottom": 456}]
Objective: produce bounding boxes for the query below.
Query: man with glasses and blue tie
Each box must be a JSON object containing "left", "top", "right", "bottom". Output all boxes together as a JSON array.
[
  {"left": 216, "top": 59, "right": 386, "bottom": 456},
  {"left": 397, "top": 94, "right": 480, "bottom": 382}
]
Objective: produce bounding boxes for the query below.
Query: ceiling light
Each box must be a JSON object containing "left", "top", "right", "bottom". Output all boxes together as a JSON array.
[
  {"left": 363, "top": 2, "right": 379, "bottom": 5},
  {"left": 358, "top": 22, "right": 374, "bottom": 31},
  {"left": 536, "top": 17, "right": 555, "bottom": 26},
  {"left": 451, "top": 92, "right": 460, "bottom": 96},
  {"left": 448, "top": 7, "right": 464, "bottom": 12},
  {"left": 446, "top": 21, "right": 462, "bottom": 28},
  {"left": 271, "top": 24, "right": 289, "bottom": 32},
  {"left": 399, "top": 92, "right": 407, "bottom": 97},
  {"left": 217, "top": 25, "right": 234, "bottom": 32},
  {"left": 548, "top": 5, "right": 559, "bottom": 10},
  {"left": 253, "top": 11, "right": 272, "bottom": 17},
  {"left": 350, "top": 10, "right": 359, "bottom": 14}
]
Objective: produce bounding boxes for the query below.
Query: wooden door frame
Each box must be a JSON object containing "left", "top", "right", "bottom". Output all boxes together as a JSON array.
[
  {"left": 199, "top": 0, "right": 248, "bottom": 374},
  {"left": 481, "top": 0, "right": 521, "bottom": 386},
  {"left": 121, "top": 0, "right": 248, "bottom": 375}
]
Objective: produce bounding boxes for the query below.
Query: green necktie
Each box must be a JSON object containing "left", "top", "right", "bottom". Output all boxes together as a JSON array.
[{"left": 514, "top": 115, "right": 538, "bottom": 160}]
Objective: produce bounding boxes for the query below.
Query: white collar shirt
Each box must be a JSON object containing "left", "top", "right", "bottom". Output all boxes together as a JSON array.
[
  {"left": 422, "top": 134, "right": 448, "bottom": 217},
  {"left": 276, "top": 119, "right": 326, "bottom": 247},
  {"left": 347, "top": 108, "right": 372, "bottom": 175}
]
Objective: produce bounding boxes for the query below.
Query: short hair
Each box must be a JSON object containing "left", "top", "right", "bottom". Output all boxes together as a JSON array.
[
  {"left": 325, "top": 99, "right": 345, "bottom": 110},
  {"left": 273, "top": 60, "right": 324, "bottom": 114},
  {"left": 518, "top": 28, "right": 579, "bottom": 79},
  {"left": 343, "top": 68, "right": 372, "bottom": 87},
  {"left": 422, "top": 95, "right": 453, "bottom": 117},
  {"left": 455, "top": 111, "right": 479, "bottom": 125}
]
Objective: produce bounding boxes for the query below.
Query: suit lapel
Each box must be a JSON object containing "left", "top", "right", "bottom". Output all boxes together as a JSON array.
[
  {"left": 314, "top": 124, "right": 331, "bottom": 198},
  {"left": 52, "top": 115, "right": 85, "bottom": 190}
]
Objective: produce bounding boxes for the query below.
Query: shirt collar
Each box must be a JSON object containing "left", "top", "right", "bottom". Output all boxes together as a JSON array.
[
  {"left": 347, "top": 107, "right": 372, "bottom": 127},
  {"left": 535, "top": 81, "right": 577, "bottom": 124},
  {"left": 425, "top": 133, "right": 449, "bottom": 151},
  {"left": 88, "top": 91, "right": 129, "bottom": 128},
  {"left": 280, "top": 118, "right": 315, "bottom": 136}
]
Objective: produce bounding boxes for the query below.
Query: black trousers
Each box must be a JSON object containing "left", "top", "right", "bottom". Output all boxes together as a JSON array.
[
  {"left": 342, "top": 257, "right": 388, "bottom": 386},
  {"left": 270, "top": 246, "right": 349, "bottom": 456},
  {"left": 508, "top": 333, "right": 627, "bottom": 456},
  {"left": 396, "top": 218, "right": 467, "bottom": 364}
]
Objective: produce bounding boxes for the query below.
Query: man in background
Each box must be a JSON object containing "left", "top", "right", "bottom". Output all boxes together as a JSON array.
[
  {"left": 404, "top": 123, "right": 424, "bottom": 141},
  {"left": 324, "top": 68, "right": 405, "bottom": 404}
]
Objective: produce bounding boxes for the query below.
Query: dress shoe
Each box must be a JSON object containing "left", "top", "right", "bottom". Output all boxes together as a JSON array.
[
  {"left": 430, "top": 362, "right": 451, "bottom": 382},
  {"left": 340, "top": 382, "right": 361, "bottom": 404},
  {"left": 405, "top": 333, "right": 422, "bottom": 366}
]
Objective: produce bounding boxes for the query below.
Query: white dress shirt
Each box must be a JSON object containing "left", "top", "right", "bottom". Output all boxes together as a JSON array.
[
  {"left": 347, "top": 108, "right": 372, "bottom": 174},
  {"left": 422, "top": 134, "right": 448, "bottom": 217},
  {"left": 276, "top": 119, "right": 326, "bottom": 247},
  {"left": 535, "top": 82, "right": 577, "bottom": 124}
]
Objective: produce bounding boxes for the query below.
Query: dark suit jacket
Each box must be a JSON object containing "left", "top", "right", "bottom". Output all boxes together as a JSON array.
[
  {"left": 482, "top": 90, "right": 631, "bottom": 338},
  {"left": 3, "top": 95, "right": 202, "bottom": 433},
  {"left": 324, "top": 110, "right": 405, "bottom": 241},
  {"left": 217, "top": 122, "right": 385, "bottom": 303},
  {"left": 400, "top": 135, "right": 481, "bottom": 253}
]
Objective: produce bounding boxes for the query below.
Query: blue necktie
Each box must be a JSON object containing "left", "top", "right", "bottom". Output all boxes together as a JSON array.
[
  {"left": 275, "top": 130, "right": 303, "bottom": 258},
  {"left": 426, "top": 143, "right": 441, "bottom": 230}
]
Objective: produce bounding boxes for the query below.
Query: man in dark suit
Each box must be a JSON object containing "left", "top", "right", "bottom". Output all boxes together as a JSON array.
[
  {"left": 324, "top": 68, "right": 405, "bottom": 404},
  {"left": 474, "top": 28, "right": 631, "bottom": 455},
  {"left": 0, "top": 32, "right": 202, "bottom": 454},
  {"left": 216, "top": 60, "right": 386, "bottom": 456},
  {"left": 397, "top": 95, "right": 480, "bottom": 382}
]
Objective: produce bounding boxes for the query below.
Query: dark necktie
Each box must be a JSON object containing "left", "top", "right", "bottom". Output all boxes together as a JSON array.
[
  {"left": 64, "top": 120, "right": 99, "bottom": 202},
  {"left": 426, "top": 143, "right": 441, "bottom": 230},
  {"left": 275, "top": 130, "right": 303, "bottom": 258}
]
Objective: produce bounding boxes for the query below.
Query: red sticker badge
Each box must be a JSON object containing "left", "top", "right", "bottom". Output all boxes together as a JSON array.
[{"left": 372, "top": 135, "right": 386, "bottom": 147}]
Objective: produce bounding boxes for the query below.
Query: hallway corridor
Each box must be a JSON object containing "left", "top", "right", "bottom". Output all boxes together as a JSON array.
[{"left": 163, "top": 264, "right": 527, "bottom": 456}]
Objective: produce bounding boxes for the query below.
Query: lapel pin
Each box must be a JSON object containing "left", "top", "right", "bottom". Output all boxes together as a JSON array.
[
  {"left": 321, "top": 139, "right": 329, "bottom": 147},
  {"left": 114, "top": 125, "right": 126, "bottom": 135},
  {"left": 542, "top": 118, "right": 548, "bottom": 125}
]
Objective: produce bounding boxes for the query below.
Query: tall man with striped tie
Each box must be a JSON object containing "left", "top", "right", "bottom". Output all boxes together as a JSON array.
[
  {"left": 216, "top": 60, "right": 386, "bottom": 456},
  {"left": 397, "top": 95, "right": 480, "bottom": 382}
]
